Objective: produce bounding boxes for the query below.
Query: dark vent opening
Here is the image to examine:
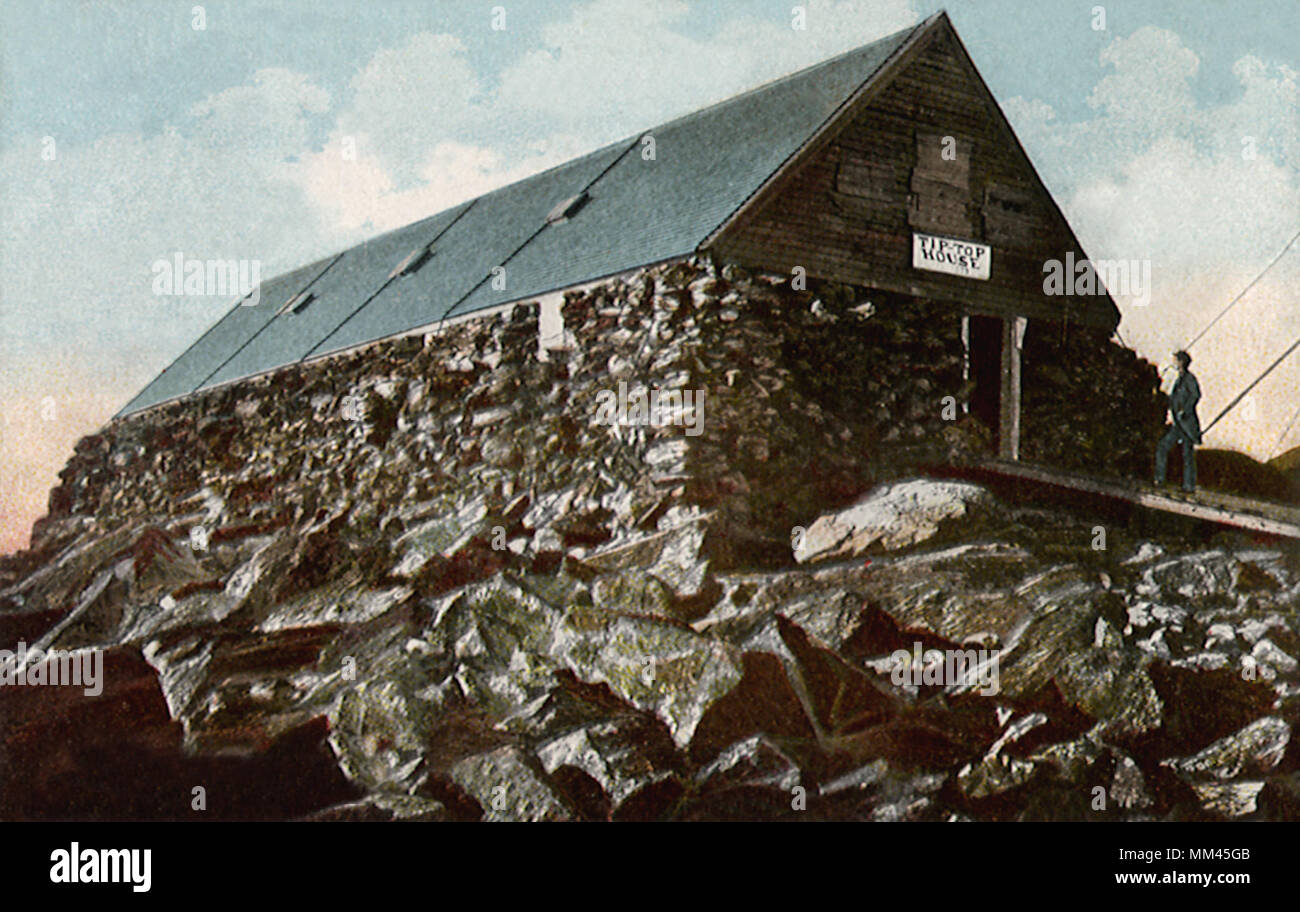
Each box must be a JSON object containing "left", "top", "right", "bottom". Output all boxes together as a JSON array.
[
  {"left": 389, "top": 243, "right": 436, "bottom": 279},
  {"left": 280, "top": 291, "right": 316, "bottom": 316},
  {"left": 546, "top": 191, "right": 590, "bottom": 225}
]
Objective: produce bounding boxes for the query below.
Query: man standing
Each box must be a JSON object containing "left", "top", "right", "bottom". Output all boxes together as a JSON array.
[{"left": 1155, "top": 350, "right": 1202, "bottom": 492}]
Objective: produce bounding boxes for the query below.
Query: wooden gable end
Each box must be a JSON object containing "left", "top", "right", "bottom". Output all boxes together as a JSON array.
[{"left": 709, "top": 17, "right": 1118, "bottom": 331}]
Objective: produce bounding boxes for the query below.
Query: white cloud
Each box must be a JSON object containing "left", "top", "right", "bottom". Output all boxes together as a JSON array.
[
  {"left": 297, "top": 134, "right": 589, "bottom": 234},
  {"left": 334, "top": 32, "right": 486, "bottom": 187},
  {"left": 494, "top": 0, "right": 918, "bottom": 147},
  {"left": 293, "top": 0, "right": 921, "bottom": 239},
  {"left": 189, "top": 67, "right": 331, "bottom": 155},
  {"left": 1087, "top": 27, "right": 1200, "bottom": 134},
  {"left": 0, "top": 67, "right": 343, "bottom": 551}
]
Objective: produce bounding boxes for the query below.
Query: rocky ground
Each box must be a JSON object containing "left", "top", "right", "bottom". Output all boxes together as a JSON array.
[{"left": 2, "top": 257, "right": 1295, "bottom": 821}]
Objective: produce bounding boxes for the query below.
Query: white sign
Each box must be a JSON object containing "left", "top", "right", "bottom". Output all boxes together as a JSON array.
[{"left": 912, "top": 233, "right": 991, "bottom": 281}]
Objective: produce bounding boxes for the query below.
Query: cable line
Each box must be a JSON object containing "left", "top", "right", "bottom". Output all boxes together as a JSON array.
[
  {"left": 1184, "top": 226, "right": 1300, "bottom": 350},
  {"left": 1202, "top": 333, "right": 1300, "bottom": 436},
  {"left": 1268, "top": 399, "right": 1300, "bottom": 461}
]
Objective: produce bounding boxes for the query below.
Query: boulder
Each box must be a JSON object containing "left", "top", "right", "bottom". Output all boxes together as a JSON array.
[
  {"left": 795, "top": 479, "right": 995, "bottom": 563},
  {"left": 450, "top": 746, "right": 574, "bottom": 822}
]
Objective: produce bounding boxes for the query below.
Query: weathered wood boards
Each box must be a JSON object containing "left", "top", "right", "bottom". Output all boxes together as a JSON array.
[
  {"left": 711, "top": 17, "right": 1117, "bottom": 332},
  {"left": 999, "top": 318, "right": 1025, "bottom": 460}
]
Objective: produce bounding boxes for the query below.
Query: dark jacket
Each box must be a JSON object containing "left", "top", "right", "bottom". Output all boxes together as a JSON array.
[{"left": 1169, "top": 370, "right": 1202, "bottom": 444}]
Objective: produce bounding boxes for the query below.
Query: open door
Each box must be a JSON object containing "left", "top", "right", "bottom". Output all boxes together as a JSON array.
[
  {"left": 965, "top": 313, "right": 1024, "bottom": 460},
  {"left": 967, "top": 314, "right": 1002, "bottom": 452}
]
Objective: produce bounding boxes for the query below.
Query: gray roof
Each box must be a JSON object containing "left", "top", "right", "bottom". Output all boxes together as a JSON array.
[
  {"left": 118, "top": 21, "right": 921, "bottom": 416},
  {"left": 116, "top": 254, "right": 338, "bottom": 415},
  {"left": 201, "top": 201, "right": 472, "bottom": 388}
]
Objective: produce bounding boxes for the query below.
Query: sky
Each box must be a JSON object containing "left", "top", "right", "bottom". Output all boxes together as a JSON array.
[{"left": 1, "top": 0, "right": 1297, "bottom": 553}]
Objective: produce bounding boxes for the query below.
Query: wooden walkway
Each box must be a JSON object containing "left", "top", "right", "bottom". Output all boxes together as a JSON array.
[{"left": 978, "top": 459, "right": 1300, "bottom": 539}]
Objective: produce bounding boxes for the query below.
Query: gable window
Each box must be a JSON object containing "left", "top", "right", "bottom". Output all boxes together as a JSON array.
[
  {"left": 982, "top": 182, "right": 1037, "bottom": 248},
  {"left": 909, "top": 132, "right": 973, "bottom": 236}
]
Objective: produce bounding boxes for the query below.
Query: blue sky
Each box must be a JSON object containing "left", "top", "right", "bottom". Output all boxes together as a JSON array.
[
  {"left": 1, "top": 0, "right": 1297, "bottom": 549},
  {"left": 5, "top": 1, "right": 1296, "bottom": 142}
]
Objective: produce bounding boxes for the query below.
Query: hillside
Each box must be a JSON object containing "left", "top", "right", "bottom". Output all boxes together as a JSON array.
[
  {"left": 1271, "top": 445, "right": 1300, "bottom": 496},
  {"left": 1197, "top": 449, "right": 1299, "bottom": 503}
]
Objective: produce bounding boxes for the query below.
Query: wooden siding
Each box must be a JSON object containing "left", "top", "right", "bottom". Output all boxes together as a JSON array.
[{"left": 711, "top": 23, "right": 1117, "bottom": 330}]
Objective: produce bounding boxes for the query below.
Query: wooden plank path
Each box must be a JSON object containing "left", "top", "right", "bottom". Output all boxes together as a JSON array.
[{"left": 979, "top": 459, "right": 1300, "bottom": 540}]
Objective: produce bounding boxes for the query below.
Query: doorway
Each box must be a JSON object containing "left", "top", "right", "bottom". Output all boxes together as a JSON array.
[{"left": 966, "top": 314, "right": 1002, "bottom": 452}]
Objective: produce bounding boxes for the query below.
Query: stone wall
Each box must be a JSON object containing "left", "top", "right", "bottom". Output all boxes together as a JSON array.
[
  {"left": 20, "top": 257, "right": 989, "bottom": 580},
  {"left": 1021, "top": 321, "right": 1166, "bottom": 478}
]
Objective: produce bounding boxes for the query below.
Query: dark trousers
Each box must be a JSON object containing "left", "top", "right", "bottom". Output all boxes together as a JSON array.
[{"left": 1155, "top": 425, "right": 1197, "bottom": 491}]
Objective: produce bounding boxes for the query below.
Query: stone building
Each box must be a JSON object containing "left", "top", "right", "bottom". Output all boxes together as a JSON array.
[{"left": 119, "top": 11, "right": 1124, "bottom": 464}]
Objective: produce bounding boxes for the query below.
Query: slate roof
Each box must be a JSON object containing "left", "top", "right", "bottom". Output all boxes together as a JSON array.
[{"left": 117, "top": 19, "right": 928, "bottom": 416}]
